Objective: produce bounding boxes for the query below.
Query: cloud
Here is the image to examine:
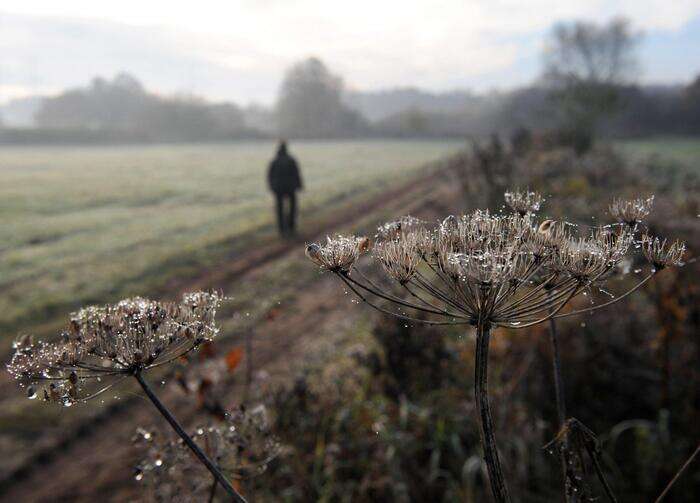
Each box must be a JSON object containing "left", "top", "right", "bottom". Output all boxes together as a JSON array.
[{"left": 1, "top": 1, "right": 699, "bottom": 104}]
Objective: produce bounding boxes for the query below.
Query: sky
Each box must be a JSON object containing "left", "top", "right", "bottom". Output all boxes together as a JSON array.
[{"left": 1, "top": 1, "right": 700, "bottom": 105}]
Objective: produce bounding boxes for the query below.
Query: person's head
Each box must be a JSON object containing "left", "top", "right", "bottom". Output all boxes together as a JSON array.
[{"left": 277, "top": 140, "right": 287, "bottom": 156}]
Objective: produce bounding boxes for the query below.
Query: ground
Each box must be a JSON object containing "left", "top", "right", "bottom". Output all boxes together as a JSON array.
[
  {"left": 0, "top": 139, "right": 460, "bottom": 340},
  {"left": 0, "top": 137, "right": 697, "bottom": 501}
]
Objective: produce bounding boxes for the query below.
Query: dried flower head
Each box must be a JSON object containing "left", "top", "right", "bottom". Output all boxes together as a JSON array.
[
  {"left": 135, "top": 405, "right": 280, "bottom": 502},
  {"left": 374, "top": 233, "right": 422, "bottom": 284},
  {"left": 376, "top": 215, "right": 425, "bottom": 240},
  {"left": 555, "top": 229, "right": 633, "bottom": 281},
  {"left": 305, "top": 196, "right": 685, "bottom": 503},
  {"left": 7, "top": 292, "right": 221, "bottom": 406},
  {"left": 304, "top": 199, "right": 677, "bottom": 329},
  {"left": 609, "top": 195, "right": 654, "bottom": 227},
  {"left": 641, "top": 234, "right": 686, "bottom": 270},
  {"left": 305, "top": 235, "right": 368, "bottom": 273},
  {"left": 527, "top": 219, "right": 566, "bottom": 255},
  {"left": 448, "top": 247, "right": 530, "bottom": 286},
  {"left": 504, "top": 189, "right": 544, "bottom": 216}
]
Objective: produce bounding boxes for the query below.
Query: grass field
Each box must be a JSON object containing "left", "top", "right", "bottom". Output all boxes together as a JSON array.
[
  {"left": 1, "top": 136, "right": 698, "bottom": 500},
  {"left": 1, "top": 136, "right": 697, "bottom": 341},
  {"left": 614, "top": 136, "right": 700, "bottom": 168},
  {"left": 0, "top": 140, "right": 461, "bottom": 338}
]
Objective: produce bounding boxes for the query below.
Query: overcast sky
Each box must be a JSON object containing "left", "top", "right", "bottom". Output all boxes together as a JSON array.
[{"left": 1, "top": 1, "right": 700, "bottom": 105}]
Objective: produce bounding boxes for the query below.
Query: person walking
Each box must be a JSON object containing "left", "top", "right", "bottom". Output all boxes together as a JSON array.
[{"left": 267, "top": 141, "right": 303, "bottom": 236}]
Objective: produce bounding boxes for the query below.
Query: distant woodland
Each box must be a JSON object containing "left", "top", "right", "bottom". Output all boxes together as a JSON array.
[{"left": 2, "top": 53, "right": 699, "bottom": 143}]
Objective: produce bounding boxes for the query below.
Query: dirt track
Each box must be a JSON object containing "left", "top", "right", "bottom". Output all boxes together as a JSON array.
[{"left": 0, "top": 165, "right": 462, "bottom": 502}]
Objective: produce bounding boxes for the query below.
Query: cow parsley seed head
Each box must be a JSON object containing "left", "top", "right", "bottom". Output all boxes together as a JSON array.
[
  {"left": 374, "top": 234, "right": 422, "bottom": 284},
  {"left": 555, "top": 229, "right": 632, "bottom": 281},
  {"left": 305, "top": 194, "right": 682, "bottom": 330},
  {"left": 7, "top": 292, "right": 221, "bottom": 405},
  {"left": 305, "top": 235, "right": 368, "bottom": 273},
  {"left": 449, "top": 248, "right": 526, "bottom": 286},
  {"left": 376, "top": 215, "right": 425, "bottom": 240},
  {"left": 641, "top": 234, "right": 686, "bottom": 270},
  {"left": 505, "top": 189, "right": 544, "bottom": 216},
  {"left": 521, "top": 220, "right": 566, "bottom": 262},
  {"left": 609, "top": 195, "right": 654, "bottom": 227}
]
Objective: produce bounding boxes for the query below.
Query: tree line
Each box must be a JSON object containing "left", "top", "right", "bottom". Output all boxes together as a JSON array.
[{"left": 1, "top": 18, "right": 699, "bottom": 145}]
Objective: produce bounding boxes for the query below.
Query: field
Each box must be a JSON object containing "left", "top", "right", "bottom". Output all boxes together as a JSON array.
[
  {"left": 0, "top": 136, "right": 698, "bottom": 502},
  {"left": 0, "top": 140, "right": 460, "bottom": 340},
  {"left": 615, "top": 136, "right": 700, "bottom": 167}
]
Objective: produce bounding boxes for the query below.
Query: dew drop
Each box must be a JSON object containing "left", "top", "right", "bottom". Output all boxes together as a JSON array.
[
  {"left": 27, "top": 387, "right": 37, "bottom": 400},
  {"left": 155, "top": 458, "right": 163, "bottom": 467}
]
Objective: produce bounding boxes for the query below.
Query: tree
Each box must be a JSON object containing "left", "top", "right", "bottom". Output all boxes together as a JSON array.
[
  {"left": 276, "top": 57, "right": 366, "bottom": 138},
  {"left": 33, "top": 73, "right": 249, "bottom": 141},
  {"left": 543, "top": 18, "right": 640, "bottom": 153}
]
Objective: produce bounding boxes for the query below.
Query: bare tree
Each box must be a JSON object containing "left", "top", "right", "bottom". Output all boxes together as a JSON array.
[{"left": 543, "top": 18, "right": 640, "bottom": 153}]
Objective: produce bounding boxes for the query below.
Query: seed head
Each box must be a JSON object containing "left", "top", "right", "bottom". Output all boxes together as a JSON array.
[
  {"left": 555, "top": 229, "right": 632, "bottom": 281},
  {"left": 304, "top": 196, "right": 683, "bottom": 328},
  {"left": 448, "top": 247, "right": 526, "bottom": 286},
  {"left": 641, "top": 234, "right": 686, "bottom": 270},
  {"left": 376, "top": 215, "right": 424, "bottom": 240},
  {"left": 504, "top": 189, "right": 544, "bottom": 216},
  {"left": 609, "top": 196, "right": 654, "bottom": 227},
  {"left": 7, "top": 292, "right": 221, "bottom": 405},
  {"left": 305, "top": 235, "right": 367, "bottom": 273},
  {"left": 374, "top": 233, "right": 422, "bottom": 284}
]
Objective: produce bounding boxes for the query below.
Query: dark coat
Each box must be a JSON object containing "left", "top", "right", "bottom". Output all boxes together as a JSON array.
[{"left": 268, "top": 145, "right": 302, "bottom": 195}]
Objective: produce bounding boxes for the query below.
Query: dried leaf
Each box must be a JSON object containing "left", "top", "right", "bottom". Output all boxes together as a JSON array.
[{"left": 226, "top": 347, "right": 245, "bottom": 372}]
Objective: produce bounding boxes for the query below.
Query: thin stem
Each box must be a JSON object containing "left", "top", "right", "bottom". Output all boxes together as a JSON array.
[
  {"left": 553, "top": 272, "right": 655, "bottom": 319},
  {"left": 547, "top": 298, "right": 569, "bottom": 502},
  {"left": 134, "top": 372, "right": 247, "bottom": 503},
  {"left": 548, "top": 310, "right": 567, "bottom": 426},
  {"left": 502, "top": 285, "right": 580, "bottom": 328},
  {"left": 475, "top": 322, "right": 511, "bottom": 503},
  {"left": 208, "top": 476, "right": 219, "bottom": 503},
  {"left": 338, "top": 274, "right": 469, "bottom": 326},
  {"left": 343, "top": 272, "right": 463, "bottom": 318},
  {"left": 654, "top": 443, "right": 700, "bottom": 503},
  {"left": 586, "top": 444, "right": 618, "bottom": 503}
]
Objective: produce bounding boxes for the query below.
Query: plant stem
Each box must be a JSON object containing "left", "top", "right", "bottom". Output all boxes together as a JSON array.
[
  {"left": 547, "top": 312, "right": 571, "bottom": 502},
  {"left": 548, "top": 317, "right": 567, "bottom": 426},
  {"left": 586, "top": 444, "right": 618, "bottom": 503},
  {"left": 475, "top": 322, "right": 511, "bottom": 503},
  {"left": 654, "top": 443, "right": 700, "bottom": 503},
  {"left": 208, "top": 476, "right": 219, "bottom": 503},
  {"left": 134, "top": 372, "right": 246, "bottom": 503}
]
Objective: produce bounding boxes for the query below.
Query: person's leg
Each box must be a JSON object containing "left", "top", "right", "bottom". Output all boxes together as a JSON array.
[
  {"left": 275, "top": 193, "right": 285, "bottom": 235},
  {"left": 289, "top": 192, "right": 297, "bottom": 234},
  {"left": 282, "top": 194, "right": 290, "bottom": 236}
]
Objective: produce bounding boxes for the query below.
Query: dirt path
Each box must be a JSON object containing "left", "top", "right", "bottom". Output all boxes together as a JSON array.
[{"left": 0, "top": 167, "right": 460, "bottom": 502}]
